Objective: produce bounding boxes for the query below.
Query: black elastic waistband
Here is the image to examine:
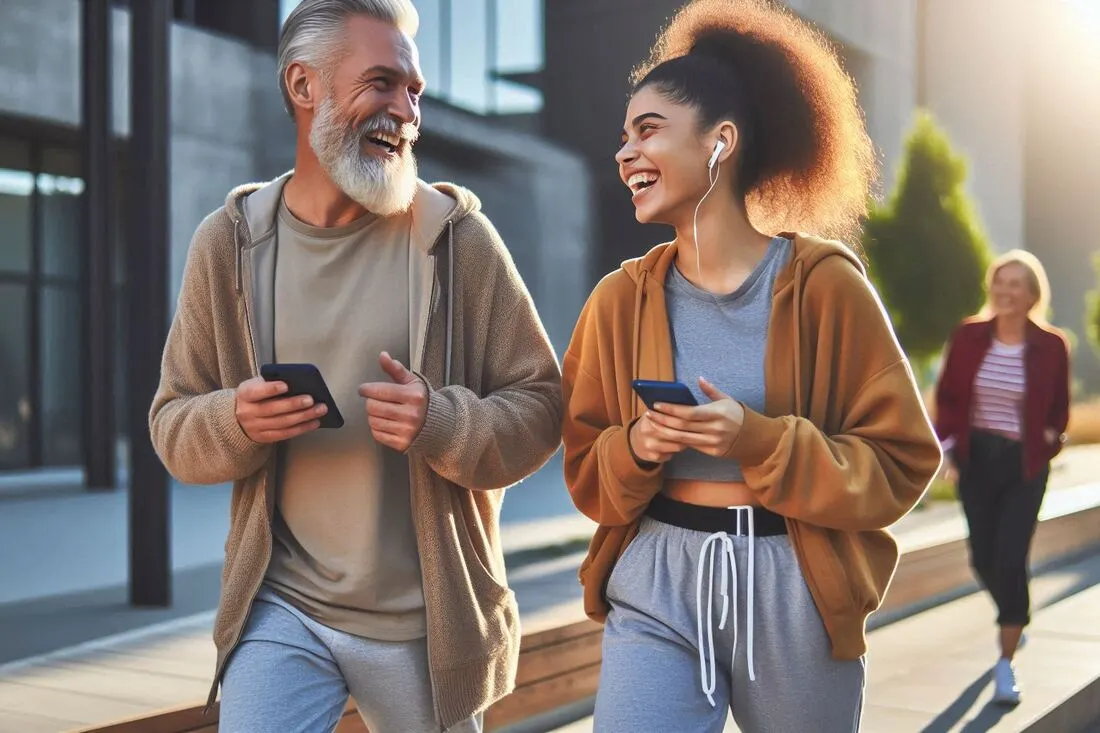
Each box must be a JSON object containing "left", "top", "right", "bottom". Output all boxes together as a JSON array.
[{"left": 645, "top": 493, "right": 787, "bottom": 536}]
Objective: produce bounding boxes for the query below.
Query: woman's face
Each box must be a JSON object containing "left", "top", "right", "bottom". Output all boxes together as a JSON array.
[
  {"left": 990, "top": 262, "right": 1036, "bottom": 319},
  {"left": 615, "top": 85, "right": 717, "bottom": 226}
]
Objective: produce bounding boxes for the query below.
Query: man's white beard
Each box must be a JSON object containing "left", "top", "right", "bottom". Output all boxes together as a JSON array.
[{"left": 309, "top": 95, "right": 418, "bottom": 217}]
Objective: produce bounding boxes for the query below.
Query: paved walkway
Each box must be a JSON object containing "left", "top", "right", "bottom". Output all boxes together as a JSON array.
[
  {"left": 551, "top": 551, "right": 1100, "bottom": 732},
  {"left": 1, "top": 446, "right": 1099, "bottom": 732}
]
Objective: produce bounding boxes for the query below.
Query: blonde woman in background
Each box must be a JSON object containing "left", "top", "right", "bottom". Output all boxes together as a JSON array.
[{"left": 935, "top": 250, "right": 1070, "bottom": 707}]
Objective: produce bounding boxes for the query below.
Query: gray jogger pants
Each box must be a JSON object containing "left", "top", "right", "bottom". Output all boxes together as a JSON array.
[
  {"left": 219, "top": 586, "right": 483, "bottom": 733},
  {"left": 594, "top": 516, "right": 866, "bottom": 733}
]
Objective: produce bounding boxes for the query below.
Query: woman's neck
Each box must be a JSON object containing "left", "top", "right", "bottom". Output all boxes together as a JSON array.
[
  {"left": 994, "top": 315, "right": 1029, "bottom": 345},
  {"left": 672, "top": 197, "right": 773, "bottom": 294}
]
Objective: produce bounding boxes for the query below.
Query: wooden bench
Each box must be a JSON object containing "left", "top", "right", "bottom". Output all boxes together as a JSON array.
[
  {"left": 75, "top": 500, "right": 1100, "bottom": 733},
  {"left": 73, "top": 618, "right": 603, "bottom": 733}
]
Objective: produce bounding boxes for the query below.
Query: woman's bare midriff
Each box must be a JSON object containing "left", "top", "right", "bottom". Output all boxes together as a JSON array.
[{"left": 662, "top": 478, "right": 761, "bottom": 508}]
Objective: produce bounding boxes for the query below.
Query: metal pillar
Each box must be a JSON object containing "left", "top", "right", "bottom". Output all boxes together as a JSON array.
[
  {"left": 81, "top": 0, "right": 117, "bottom": 491},
  {"left": 127, "top": 0, "right": 172, "bottom": 607}
]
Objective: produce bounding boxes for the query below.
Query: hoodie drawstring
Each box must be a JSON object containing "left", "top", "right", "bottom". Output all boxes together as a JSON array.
[
  {"left": 792, "top": 259, "right": 804, "bottom": 414},
  {"left": 233, "top": 218, "right": 243, "bottom": 294},
  {"left": 444, "top": 220, "right": 454, "bottom": 387},
  {"left": 695, "top": 507, "right": 757, "bottom": 707}
]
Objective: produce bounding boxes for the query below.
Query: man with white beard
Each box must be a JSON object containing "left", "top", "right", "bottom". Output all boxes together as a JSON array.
[{"left": 148, "top": 1, "right": 563, "bottom": 731}]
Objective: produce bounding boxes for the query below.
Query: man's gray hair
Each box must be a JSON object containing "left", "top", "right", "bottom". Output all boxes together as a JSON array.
[{"left": 277, "top": 0, "right": 419, "bottom": 119}]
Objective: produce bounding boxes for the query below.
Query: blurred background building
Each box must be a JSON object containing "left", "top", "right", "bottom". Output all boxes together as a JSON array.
[{"left": 0, "top": 0, "right": 1098, "bottom": 483}]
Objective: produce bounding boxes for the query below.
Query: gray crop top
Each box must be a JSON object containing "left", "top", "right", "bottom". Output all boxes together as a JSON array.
[{"left": 664, "top": 235, "right": 792, "bottom": 482}]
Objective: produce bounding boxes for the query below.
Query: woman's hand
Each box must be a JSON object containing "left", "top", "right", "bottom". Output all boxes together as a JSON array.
[
  {"left": 646, "top": 377, "right": 745, "bottom": 457},
  {"left": 939, "top": 453, "right": 958, "bottom": 484},
  {"left": 628, "top": 412, "right": 685, "bottom": 464},
  {"left": 1044, "top": 427, "right": 1062, "bottom": 446}
]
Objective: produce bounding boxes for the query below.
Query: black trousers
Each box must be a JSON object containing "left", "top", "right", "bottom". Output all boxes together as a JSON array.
[{"left": 956, "top": 430, "right": 1049, "bottom": 627}]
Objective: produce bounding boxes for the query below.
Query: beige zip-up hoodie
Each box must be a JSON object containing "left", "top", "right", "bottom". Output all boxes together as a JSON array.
[{"left": 149, "top": 172, "right": 562, "bottom": 728}]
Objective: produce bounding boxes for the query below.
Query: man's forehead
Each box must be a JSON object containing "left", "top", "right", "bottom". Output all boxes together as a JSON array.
[{"left": 343, "top": 14, "right": 420, "bottom": 76}]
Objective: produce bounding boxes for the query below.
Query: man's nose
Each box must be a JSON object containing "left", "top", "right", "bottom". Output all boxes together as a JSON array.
[{"left": 390, "top": 92, "right": 417, "bottom": 125}]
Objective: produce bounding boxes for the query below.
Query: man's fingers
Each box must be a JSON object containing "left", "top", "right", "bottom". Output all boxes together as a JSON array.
[
  {"left": 379, "top": 351, "right": 416, "bottom": 385},
  {"left": 239, "top": 377, "right": 288, "bottom": 402},
  {"left": 369, "top": 423, "right": 408, "bottom": 451},
  {"left": 365, "top": 398, "right": 409, "bottom": 421},
  {"left": 255, "top": 420, "right": 320, "bottom": 443},
  {"left": 252, "top": 395, "right": 319, "bottom": 418},
  {"left": 368, "top": 415, "right": 408, "bottom": 437},
  {"left": 358, "top": 382, "right": 408, "bottom": 403}
]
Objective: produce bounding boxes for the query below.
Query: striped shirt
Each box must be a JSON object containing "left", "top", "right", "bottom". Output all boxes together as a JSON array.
[{"left": 971, "top": 340, "right": 1027, "bottom": 438}]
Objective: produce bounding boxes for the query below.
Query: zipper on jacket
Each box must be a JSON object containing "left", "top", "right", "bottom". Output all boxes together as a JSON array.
[
  {"left": 413, "top": 227, "right": 445, "bottom": 723},
  {"left": 205, "top": 214, "right": 272, "bottom": 716}
]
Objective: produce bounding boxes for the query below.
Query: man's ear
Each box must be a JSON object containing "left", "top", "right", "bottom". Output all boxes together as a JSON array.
[{"left": 285, "top": 61, "right": 318, "bottom": 113}]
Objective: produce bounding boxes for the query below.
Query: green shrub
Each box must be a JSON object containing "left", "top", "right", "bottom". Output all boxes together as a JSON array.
[{"left": 863, "top": 111, "right": 994, "bottom": 383}]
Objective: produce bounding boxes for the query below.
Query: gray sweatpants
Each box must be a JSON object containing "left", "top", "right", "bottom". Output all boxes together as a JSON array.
[
  {"left": 219, "top": 586, "right": 482, "bottom": 733},
  {"left": 595, "top": 516, "right": 866, "bottom": 733}
]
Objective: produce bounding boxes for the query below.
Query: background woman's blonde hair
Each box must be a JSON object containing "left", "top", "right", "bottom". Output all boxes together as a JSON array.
[{"left": 979, "top": 249, "right": 1051, "bottom": 323}]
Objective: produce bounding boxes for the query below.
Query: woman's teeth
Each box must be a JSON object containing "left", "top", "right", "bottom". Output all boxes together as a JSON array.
[{"left": 628, "top": 172, "right": 659, "bottom": 192}]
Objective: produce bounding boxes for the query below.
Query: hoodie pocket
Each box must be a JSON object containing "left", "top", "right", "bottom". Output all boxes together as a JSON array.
[{"left": 792, "top": 526, "right": 857, "bottom": 616}]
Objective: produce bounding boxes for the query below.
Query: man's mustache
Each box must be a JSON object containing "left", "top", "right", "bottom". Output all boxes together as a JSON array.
[{"left": 353, "top": 114, "right": 420, "bottom": 146}]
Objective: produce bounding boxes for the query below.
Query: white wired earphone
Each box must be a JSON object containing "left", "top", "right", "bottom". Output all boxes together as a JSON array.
[{"left": 693, "top": 139, "right": 726, "bottom": 298}]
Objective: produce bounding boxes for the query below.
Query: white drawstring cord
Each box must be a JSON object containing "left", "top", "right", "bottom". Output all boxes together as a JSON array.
[{"left": 695, "top": 506, "right": 757, "bottom": 708}]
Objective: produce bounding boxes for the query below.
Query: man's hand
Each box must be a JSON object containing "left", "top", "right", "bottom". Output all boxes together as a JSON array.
[
  {"left": 358, "top": 352, "right": 429, "bottom": 452},
  {"left": 646, "top": 377, "right": 745, "bottom": 457},
  {"left": 235, "top": 376, "right": 327, "bottom": 443}
]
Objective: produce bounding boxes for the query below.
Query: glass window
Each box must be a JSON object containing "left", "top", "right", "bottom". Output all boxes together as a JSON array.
[
  {"left": 279, "top": 0, "right": 301, "bottom": 25},
  {"left": 39, "top": 285, "right": 83, "bottom": 466},
  {"left": 449, "top": 0, "right": 490, "bottom": 113},
  {"left": 38, "top": 174, "right": 85, "bottom": 280},
  {"left": 415, "top": 0, "right": 445, "bottom": 96},
  {"left": 492, "top": 0, "right": 543, "bottom": 113},
  {"left": 0, "top": 284, "right": 30, "bottom": 469},
  {"left": 0, "top": 168, "right": 33, "bottom": 274}
]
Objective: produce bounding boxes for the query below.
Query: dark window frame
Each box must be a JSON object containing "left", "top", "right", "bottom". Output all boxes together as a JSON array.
[{"left": 0, "top": 116, "right": 126, "bottom": 471}]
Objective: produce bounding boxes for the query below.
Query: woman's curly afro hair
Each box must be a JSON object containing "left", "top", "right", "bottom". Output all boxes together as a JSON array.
[{"left": 631, "top": 0, "right": 876, "bottom": 242}]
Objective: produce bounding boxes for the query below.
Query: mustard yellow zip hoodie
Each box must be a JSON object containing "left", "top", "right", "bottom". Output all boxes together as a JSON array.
[{"left": 562, "top": 234, "right": 942, "bottom": 659}]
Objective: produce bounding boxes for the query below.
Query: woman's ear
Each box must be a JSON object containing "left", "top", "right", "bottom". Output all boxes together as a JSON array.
[{"left": 713, "top": 121, "right": 738, "bottom": 165}]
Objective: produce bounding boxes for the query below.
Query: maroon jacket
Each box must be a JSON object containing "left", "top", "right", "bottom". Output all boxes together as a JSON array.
[{"left": 934, "top": 317, "right": 1070, "bottom": 479}]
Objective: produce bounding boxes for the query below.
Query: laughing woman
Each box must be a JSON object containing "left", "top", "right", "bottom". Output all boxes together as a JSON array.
[{"left": 561, "top": 1, "right": 942, "bottom": 731}]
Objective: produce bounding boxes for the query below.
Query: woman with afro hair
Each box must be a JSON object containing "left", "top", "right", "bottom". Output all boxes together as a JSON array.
[{"left": 561, "top": 0, "right": 942, "bottom": 730}]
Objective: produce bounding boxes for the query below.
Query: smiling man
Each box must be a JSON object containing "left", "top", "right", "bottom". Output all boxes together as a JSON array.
[{"left": 148, "top": 1, "right": 563, "bottom": 731}]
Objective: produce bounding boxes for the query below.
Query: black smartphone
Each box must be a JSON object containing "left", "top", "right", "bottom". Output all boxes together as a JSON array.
[
  {"left": 631, "top": 379, "right": 699, "bottom": 410},
  {"left": 260, "top": 363, "right": 345, "bottom": 429}
]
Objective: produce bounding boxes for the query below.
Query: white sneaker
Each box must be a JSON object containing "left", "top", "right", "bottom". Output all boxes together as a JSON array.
[{"left": 993, "top": 659, "right": 1022, "bottom": 706}]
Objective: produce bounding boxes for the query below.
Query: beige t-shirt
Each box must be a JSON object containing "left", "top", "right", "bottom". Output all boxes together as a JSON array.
[{"left": 264, "top": 198, "right": 425, "bottom": 641}]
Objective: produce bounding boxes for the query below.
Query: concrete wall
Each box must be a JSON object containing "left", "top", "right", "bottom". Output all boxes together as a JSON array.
[
  {"left": 0, "top": 0, "right": 591, "bottom": 356},
  {"left": 920, "top": 0, "right": 1028, "bottom": 253},
  {"left": 417, "top": 99, "right": 593, "bottom": 355}
]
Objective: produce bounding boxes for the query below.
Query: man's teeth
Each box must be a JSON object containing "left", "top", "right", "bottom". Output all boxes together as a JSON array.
[
  {"left": 366, "top": 131, "right": 401, "bottom": 152},
  {"left": 628, "top": 172, "right": 659, "bottom": 191}
]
